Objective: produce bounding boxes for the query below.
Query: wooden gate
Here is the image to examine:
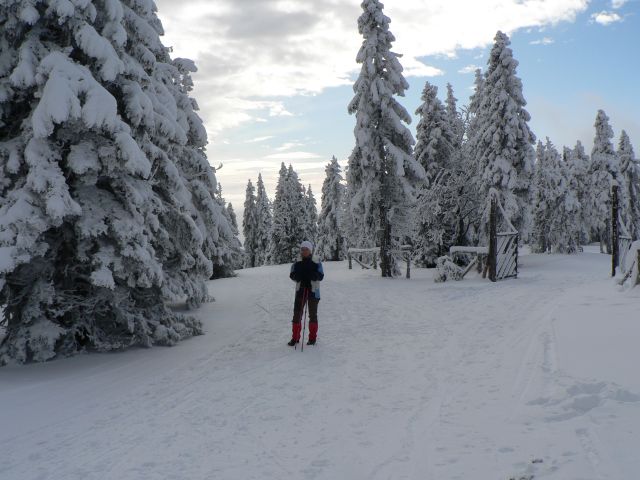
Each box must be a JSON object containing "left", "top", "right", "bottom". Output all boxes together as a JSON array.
[
  {"left": 619, "top": 235, "right": 633, "bottom": 273},
  {"left": 496, "top": 233, "right": 519, "bottom": 280},
  {"left": 486, "top": 192, "right": 519, "bottom": 282}
]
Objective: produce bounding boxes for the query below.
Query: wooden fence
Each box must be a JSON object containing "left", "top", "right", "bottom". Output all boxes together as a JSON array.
[{"left": 347, "top": 246, "right": 412, "bottom": 278}]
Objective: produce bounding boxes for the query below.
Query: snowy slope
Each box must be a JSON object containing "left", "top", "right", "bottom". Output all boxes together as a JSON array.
[{"left": 1, "top": 249, "right": 639, "bottom": 480}]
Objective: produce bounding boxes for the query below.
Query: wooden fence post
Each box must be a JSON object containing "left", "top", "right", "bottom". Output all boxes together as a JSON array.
[
  {"left": 373, "top": 253, "right": 377, "bottom": 270},
  {"left": 406, "top": 254, "right": 411, "bottom": 279},
  {"left": 515, "top": 236, "right": 519, "bottom": 277},
  {"left": 348, "top": 252, "right": 352, "bottom": 270},
  {"left": 488, "top": 196, "right": 498, "bottom": 282},
  {"left": 611, "top": 180, "right": 619, "bottom": 277}
]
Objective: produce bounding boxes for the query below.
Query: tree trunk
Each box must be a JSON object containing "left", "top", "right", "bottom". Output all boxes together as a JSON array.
[
  {"left": 379, "top": 148, "right": 393, "bottom": 278},
  {"left": 488, "top": 196, "right": 498, "bottom": 282},
  {"left": 379, "top": 204, "right": 392, "bottom": 277},
  {"left": 456, "top": 209, "right": 466, "bottom": 246},
  {"left": 611, "top": 182, "right": 619, "bottom": 277}
]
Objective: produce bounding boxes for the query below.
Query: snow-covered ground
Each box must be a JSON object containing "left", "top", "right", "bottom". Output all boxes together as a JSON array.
[{"left": 1, "top": 248, "right": 639, "bottom": 480}]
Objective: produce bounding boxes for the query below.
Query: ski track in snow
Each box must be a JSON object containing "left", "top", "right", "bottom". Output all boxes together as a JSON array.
[{"left": 1, "top": 250, "right": 640, "bottom": 479}]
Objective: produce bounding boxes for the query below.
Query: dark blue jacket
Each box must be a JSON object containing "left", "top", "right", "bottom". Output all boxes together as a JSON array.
[{"left": 290, "top": 256, "right": 324, "bottom": 299}]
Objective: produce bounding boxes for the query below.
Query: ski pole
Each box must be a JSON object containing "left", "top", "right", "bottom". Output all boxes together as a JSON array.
[
  {"left": 294, "top": 287, "right": 308, "bottom": 351},
  {"left": 301, "top": 288, "right": 309, "bottom": 352}
]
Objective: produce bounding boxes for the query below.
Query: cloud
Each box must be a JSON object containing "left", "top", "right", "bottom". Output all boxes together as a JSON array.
[
  {"left": 275, "top": 142, "right": 305, "bottom": 152},
  {"left": 530, "top": 37, "right": 555, "bottom": 45},
  {"left": 458, "top": 64, "right": 481, "bottom": 74},
  {"left": 245, "top": 136, "right": 274, "bottom": 144},
  {"left": 263, "top": 151, "right": 323, "bottom": 160},
  {"left": 156, "top": 0, "right": 590, "bottom": 139},
  {"left": 611, "top": 0, "right": 629, "bottom": 8},
  {"left": 591, "top": 11, "right": 623, "bottom": 25}
]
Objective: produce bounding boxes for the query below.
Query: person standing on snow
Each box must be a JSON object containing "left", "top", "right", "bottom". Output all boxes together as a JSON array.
[{"left": 288, "top": 241, "right": 324, "bottom": 346}]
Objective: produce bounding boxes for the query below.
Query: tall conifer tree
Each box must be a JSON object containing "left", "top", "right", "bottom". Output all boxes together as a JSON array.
[
  {"left": 304, "top": 185, "right": 318, "bottom": 243},
  {"left": 465, "top": 68, "right": 485, "bottom": 144},
  {"left": 254, "top": 173, "right": 272, "bottom": 266},
  {"left": 588, "top": 110, "right": 618, "bottom": 252},
  {"left": 212, "top": 183, "right": 242, "bottom": 277},
  {"left": 242, "top": 180, "right": 258, "bottom": 268},
  {"left": 227, "top": 204, "right": 239, "bottom": 237},
  {"left": 565, "top": 141, "right": 590, "bottom": 246},
  {"left": 269, "top": 163, "right": 306, "bottom": 263},
  {"left": 618, "top": 131, "right": 640, "bottom": 239},
  {"left": 469, "top": 31, "right": 535, "bottom": 237},
  {"left": 532, "top": 139, "right": 579, "bottom": 253},
  {"left": 0, "top": 0, "right": 235, "bottom": 363},
  {"left": 445, "top": 83, "right": 464, "bottom": 150},
  {"left": 346, "top": 0, "right": 425, "bottom": 276},
  {"left": 317, "top": 157, "right": 346, "bottom": 261},
  {"left": 412, "top": 82, "right": 458, "bottom": 265}
]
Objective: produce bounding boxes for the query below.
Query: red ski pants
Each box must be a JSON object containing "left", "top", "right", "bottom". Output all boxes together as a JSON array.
[{"left": 291, "top": 290, "right": 319, "bottom": 341}]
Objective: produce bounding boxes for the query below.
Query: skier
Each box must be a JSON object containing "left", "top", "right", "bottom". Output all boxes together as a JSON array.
[{"left": 288, "top": 241, "right": 324, "bottom": 346}]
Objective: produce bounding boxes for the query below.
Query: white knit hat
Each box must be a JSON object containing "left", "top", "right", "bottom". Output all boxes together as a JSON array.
[{"left": 300, "top": 240, "right": 314, "bottom": 251}]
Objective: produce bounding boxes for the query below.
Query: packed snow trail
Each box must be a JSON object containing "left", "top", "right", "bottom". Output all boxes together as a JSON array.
[{"left": 1, "top": 249, "right": 640, "bottom": 479}]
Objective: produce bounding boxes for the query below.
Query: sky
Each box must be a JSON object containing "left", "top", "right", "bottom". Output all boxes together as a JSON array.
[{"left": 155, "top": 0, "right": 640, "bottom": 217}]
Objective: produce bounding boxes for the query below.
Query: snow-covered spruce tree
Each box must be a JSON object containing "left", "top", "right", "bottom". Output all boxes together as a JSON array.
[
  {"left": 303, "top": 185, "right": 318, "bottom": 243},
  {"left": 211, "top": 182, "right": 242, "bottom": 277},
  {"left": 618, "top": 131, "right": 640, "bottom": 239},
  {"left": 414, "top": 82, "right": 454, "bottom": 183},
  {"left": 588, "top": 110, "right": 618, "bottom": 252},
  {"left": 154, "top": 24, "right": 241, "bottom": 279},
  {"left": 338, "top": 173, "right": 355, "bottom": 251},
  {"left": 458, "top": 68, "right": 485, "bottom": 246},
  {"left": 549, "top": 144, "right": 580, "bottom": 253},
  {"left": 286, "top": 164, "right": 307, "bottom": 244},
  {"left": 531, "top": 142, "right": 552, "bottom": 253},
  {"left": 0, "top": 0, "right": 236, "bottom": 364},
  {"left": 224, "top": 203, "right": 243, "bottom": 271},
  {"left": 268, "top": 164, "right": 290, "bottom": 264},
  {"left": 564, "top": 141, "right": 590, "bottom": 246},
  {"left": 226, "top": 203, "right": 238, "bottom": 236},
  {"left": 445, "top": 83, "right": 464, "bottom": 151},
  {"left": 532, "top": 139, "right": 579, "bottom": 253},
  {"left": 412, "top": 81, "right": 458, "bottom": 265},
  {"left": 254, "top": 173, "right": 272, "bottom": 266},
  {"left": 269, "top": 163, "right": 306, "bottom": 264},
  {"left": 242, "top": 179, "right": 258, "bottom": 268},
  {"left": 346, "top": 0, "right": 425, "bottom": 277},
  {"left": 469, "top": 31, "right": 535, "bottom": 238},
  {"left": 317, "top": 157, "right": 346, "bottom": 261},
  {"left": 125, "top": 15, "right": 239, "bottom": 285},
  {"left": 123, "top": 9, "right": 238, "bottom": 289},
  {"left": 444, "top": 83, "right": 470, "bottom": 245},
  {"left": 465, "top": 68, "right": 484, "bottom": 143}
]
